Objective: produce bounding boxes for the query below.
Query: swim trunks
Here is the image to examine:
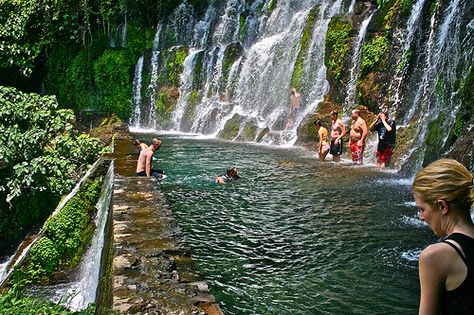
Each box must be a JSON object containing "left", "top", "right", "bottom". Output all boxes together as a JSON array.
[
  {"left": 350, "top": 140, "right": 364, "bottom": 164},
  {"left": 136, "top": 169, "right": 165, "bottom": 179},
  {"left": 376, "top": 147, "right": 393, "bottom": 165},
  {"left": 330, "top": 139, "right": 343, "bottom": 155}
]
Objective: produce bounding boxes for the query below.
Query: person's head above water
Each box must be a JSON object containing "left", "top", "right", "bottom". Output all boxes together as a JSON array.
[
  {"left": 226, "top": 167, "right": 239, "bottom": 178},
  {"left": 151, "top": 138, "right": 162, "bottom": 151}
]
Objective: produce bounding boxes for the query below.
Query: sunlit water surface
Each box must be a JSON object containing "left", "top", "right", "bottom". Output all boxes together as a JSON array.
[{"left": 136, "top": 134, "right": 437, "bottom": 315}]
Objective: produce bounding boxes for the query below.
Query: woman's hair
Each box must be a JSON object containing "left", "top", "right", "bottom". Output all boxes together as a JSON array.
[{"left": 413, "top": 159, "right": 474, "bottom": 213}]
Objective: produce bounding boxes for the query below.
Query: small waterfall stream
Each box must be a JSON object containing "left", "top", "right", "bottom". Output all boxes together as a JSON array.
[
  {"left": 345, "top": 11, "right": 375, "bottom": 109},
  {"left": 130, "top": 56, "right": 144, "bottom": 128},
  {"left": 52, "top": 161, "right": 114, "bottom": 311}
]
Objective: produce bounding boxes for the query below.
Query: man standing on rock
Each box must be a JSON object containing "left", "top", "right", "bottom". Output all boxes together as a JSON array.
[
  {"left": 330, "top": 110, "right": 346, "bottom": 162},
  {"left": 136, "top": 138, "right": 164, "bottom": 178},
  {"left": 349, "top": 109, "right": 367, "bottom": 165},
  {"left": 285, "top": 88, "right": 301, "bottom": 130}
]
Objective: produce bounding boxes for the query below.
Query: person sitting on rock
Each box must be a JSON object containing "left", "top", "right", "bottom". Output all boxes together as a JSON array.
[{"left": 216, "top": 167, "right": 240, "bottom": 184}]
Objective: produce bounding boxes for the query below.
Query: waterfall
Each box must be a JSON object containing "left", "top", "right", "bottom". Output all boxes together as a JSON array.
[
  {"left": 130, "top": 0, "right": 343, "bottom": 145},
  {"left": 397, "top": 0, "right": 472, "bottom": 173},
  {"left": 152, "top": 23, "right": 163, "bottom": 51},
  {"left": 348, "top": 0, "right": 356, "bottom": 13},
  {"left": 345, "top": 11, "right": 376, "bottom": 109},
  {"left": 130, "top": 56, "right": 144, "bottom": 128},
  {"left": 172, "top": 49, "right": 203, "bottom": 130},
  {"left": 54, "top": 162, "right": 114, "bottom": 311},
  {"left": 127, "top": 0, "right": 472, "bottom": 170},
  {"left": 389, "top": 0, "right": 428, "bottom": 108}
]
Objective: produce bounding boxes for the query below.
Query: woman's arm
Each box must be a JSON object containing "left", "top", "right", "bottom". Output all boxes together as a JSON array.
[{"left": 418, "top": 244, "right": 446, "bottom": 315}]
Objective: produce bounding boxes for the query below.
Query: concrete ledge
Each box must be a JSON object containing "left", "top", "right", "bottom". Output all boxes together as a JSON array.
[{"left": 112, "top": 173, "right": 223, "bottom": 314}]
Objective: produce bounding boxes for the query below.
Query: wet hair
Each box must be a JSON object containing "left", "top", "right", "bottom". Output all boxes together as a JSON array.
[
  {"left": 314, "top": 120, "right": 323, "bottom": 127},
  {"left": 330, "top": 110, "right": 338, "bottom": 116},
  {"left": 134, "top": 139, "right": 142, "bottom": 146},
  {"left": 413, "top": 159, "right": 474, "bottom": 214},
  {"left": 226, "top": 167, "right": 238, "bottom": 177},
  {"left": 352, "top": 109, "right": 360, "bottom": 115},
  {"left": 151, "top": 138, "right": 161, "bottom": 149}
]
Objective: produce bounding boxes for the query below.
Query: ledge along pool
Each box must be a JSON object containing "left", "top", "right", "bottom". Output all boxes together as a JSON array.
[{"left": 136, "top": 133, "right": 436, "bottom": 315}]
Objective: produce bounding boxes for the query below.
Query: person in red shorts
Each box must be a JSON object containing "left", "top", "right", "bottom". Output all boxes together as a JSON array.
[
  {"left": 370, "top": 110, "right": 396, "bottom": 168},
  {"left": 349, "top": 109, "right": 367, "bottom": 165}
]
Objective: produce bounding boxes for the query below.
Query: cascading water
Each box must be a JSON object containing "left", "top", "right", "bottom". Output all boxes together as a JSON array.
[
  {"left": 345, "top": 11, "right": 375, "bottom": 109},
  {"left": 129, "top": 0, "right": 472, "bottom": 172},
  {"left": 130, "top": 56, "right": 144, "bottom": 128},
  {"left": 388, "top": 0, "right": 428, "bottom": 109},
  {"left": 131, "top": 0, "right": 344, "bottom": 146},
  {"left": 397, "top": 0, "right": 473, "bottom": 173},
  {"left": 51, "top": 162, "right": 114, "bottom": 311}
]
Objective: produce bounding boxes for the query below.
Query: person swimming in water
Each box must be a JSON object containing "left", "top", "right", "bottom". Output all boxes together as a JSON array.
[{"left": 216, "top": 167, "right": 240, "bottom": 184}]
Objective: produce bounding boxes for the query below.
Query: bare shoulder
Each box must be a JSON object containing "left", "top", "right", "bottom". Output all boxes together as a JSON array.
[{"left": 420, "top": 242, "right": 456, "bottom": 269}]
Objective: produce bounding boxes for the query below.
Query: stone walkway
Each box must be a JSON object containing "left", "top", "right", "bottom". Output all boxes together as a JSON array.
[{"left": 111, "top": 134, "right": 222, "bottom": 314}]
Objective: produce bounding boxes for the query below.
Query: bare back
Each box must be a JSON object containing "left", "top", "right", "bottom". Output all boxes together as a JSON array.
[
  {"left": 136, "top": 148, "right": 154, "bottom": 174},
  {"left": 319, "top": 127, "right": 329, "bottom": 145}
]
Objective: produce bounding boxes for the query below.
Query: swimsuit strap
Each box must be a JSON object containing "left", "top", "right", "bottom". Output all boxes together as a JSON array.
[{"left": 443, "top": 240, "right": 468, "bottom": 266}]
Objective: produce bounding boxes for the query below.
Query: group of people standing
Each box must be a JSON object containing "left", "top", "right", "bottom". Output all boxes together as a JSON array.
[{"left": 314, "top": 109, "right": 396, "bottom": 167}]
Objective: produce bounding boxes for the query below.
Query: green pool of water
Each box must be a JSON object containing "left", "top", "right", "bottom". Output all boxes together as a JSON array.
[{"left": 136, "top": 134, "right": 435, "bottom": 315}]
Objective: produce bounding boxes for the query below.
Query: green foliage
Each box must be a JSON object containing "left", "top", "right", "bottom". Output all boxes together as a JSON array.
[
  {"left": 14, "top": 177, "right": 102, "bottom": 282},
  {"left": 93, "top": 49, "right": 133, "bottom": 118},
  {"left": 0, "top": 0, "right": 121, "bottom": 80},
  {"left": 268, "top": 0, "right": 278, "bottom": 14},
  {"left": 400, "top": 0, "right": 413, "bottom": 17},
  {"left": 0, "top": 285, "right": 95, "bottom": 314},
  {"left": 325, "top": 16, "right": 352, "bottom": 83},
  {"left": 0, "top": 86, "right": 102, "bottom": 247},
  {"left": 376, "top": 0, "right": 392, "bottom": 9},
  {"left": 424, "top": 112, "right": 446, "bottom": 164},
  {"left": 291, "top": 5, "right": 321, "bottom": 89},
  {"left": 28, "top": 237, "right": 60, "bottom": 277},
  {"left": 360, "top": 35, "right": 389, "bottom": 76},
  {"left": 160, "top": 47, "right": 189, "bottom": 86}
]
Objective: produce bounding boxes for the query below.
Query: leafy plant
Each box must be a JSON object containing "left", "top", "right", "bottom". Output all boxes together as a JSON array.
[
  {"left": 0, "top": 86, "right": 102, "bottom": 248},
  {"left": 360, "top": 35, "right": 389, "bottom": 76}
]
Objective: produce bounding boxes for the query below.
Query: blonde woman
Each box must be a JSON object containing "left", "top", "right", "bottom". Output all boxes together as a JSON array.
[{"left": 413, "top": 159, "right": 474, "bottom": 314}]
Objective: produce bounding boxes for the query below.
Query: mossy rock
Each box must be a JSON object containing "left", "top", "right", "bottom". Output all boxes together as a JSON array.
[
  {"left": 221, "top": 42, "right": 243, "bottom": 89},
  {"left": 446, "top": 119, "right": 474, "bottom": 171},
  {"left": 291, "top": 5, "right": 321, "bottom": 91},
  {"left": 356, "top": 72, "right": 391, "bottom": 112},
  {"left": 155, "top": 85, "right": 180, "bottom": 128},
  {"left": 236, "top": 120, "right": 258, "bottom": 141},
  {"left": 325, "top": 15, "right": 353, "bottom": 84},
  {"left": 218, "top": 114, "right": 244, "bottom": 140},
  {"left": 192, "top": 50, "right": 207, "bottom": 91},
  {"left": 181, "top": 90, "right": 202, "bottom": 132},
  {"left": 256, "top": 127, "right": 270, "bottom": 143}
]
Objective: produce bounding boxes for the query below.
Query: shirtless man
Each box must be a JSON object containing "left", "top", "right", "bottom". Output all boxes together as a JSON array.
[
  {"left": 314, "top": 120, "right": 330, "bottom": 161},
  {"left": 285, "top": 88, "right": 301, "bottom": 130},
  {"left": 136, "top": 138, "right": 164, "bottom": 178},
  {"left": 330, "top": 111, "right": 346, "bottom": 162},
  {"left": 349, "top": 109, "right": 368, "bottom": 165}
]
